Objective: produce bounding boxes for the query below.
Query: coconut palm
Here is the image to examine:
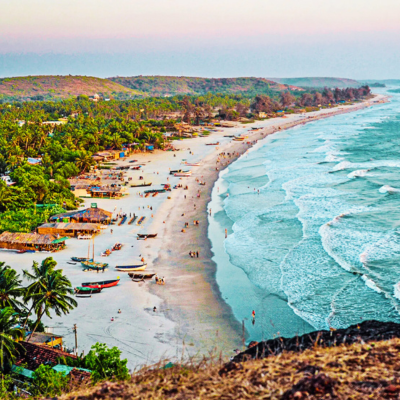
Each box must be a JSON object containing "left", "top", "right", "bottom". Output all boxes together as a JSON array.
[
  {"left": 0, "top": 307, "right": 25, "bottom": 372},
  {"left": 0, "top": 263, "right": 25, "bottom": 312},
  {"left": 22, "top": 257, "right": 58, "bottom": 327},
  {"left": 27, "top": 271, "right": 77, "bottom": 339}
]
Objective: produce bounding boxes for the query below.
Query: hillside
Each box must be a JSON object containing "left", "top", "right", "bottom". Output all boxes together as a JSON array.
[
  {"left": 108, "top": 76, "right": 301, "bottom": 97},
  {"left": 0, "top": 75, "right": 143, "bottom": 101},
  {"left": 271, "top": 77, "right": 361, "bottom": 88},
  {"left": 60, "top": 335, "right": 400, "bottom": 399}
]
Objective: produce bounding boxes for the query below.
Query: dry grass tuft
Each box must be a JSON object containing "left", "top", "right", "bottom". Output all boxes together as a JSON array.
[{"left": 59, "top": 338, "right": 400, "bottom": 399}]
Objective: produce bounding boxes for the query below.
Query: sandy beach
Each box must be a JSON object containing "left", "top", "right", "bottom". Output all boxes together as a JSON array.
[{"left": 0, "top": 94, "right": 387, "bottom": 370}]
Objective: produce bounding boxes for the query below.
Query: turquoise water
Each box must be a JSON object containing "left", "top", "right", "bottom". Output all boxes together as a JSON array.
[{"left": 209, "top": 89, "right": 400, "bottom": 342}]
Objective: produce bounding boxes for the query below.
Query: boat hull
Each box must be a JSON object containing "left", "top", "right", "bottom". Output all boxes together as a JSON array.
[
  {"left": 115, "top": 264, "right": 147, "bottom": 272},
  {"left": 81, "top": 261, "right": 109, "bottom": 269},
  {"left": 81, "top": 279, "right": 120, "bottom": 289}
]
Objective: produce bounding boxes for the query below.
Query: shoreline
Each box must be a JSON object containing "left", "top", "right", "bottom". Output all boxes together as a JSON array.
[
  {"left": 0, "top": 94, "right": 388, "bottom": 369},
  {"left": 146, "top": 93, "right": 390, "bottom": 359}
]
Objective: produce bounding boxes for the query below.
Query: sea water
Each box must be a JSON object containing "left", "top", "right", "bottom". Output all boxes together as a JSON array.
[{"left": 209, "top": 88, "right": 400, "bottom": 342}]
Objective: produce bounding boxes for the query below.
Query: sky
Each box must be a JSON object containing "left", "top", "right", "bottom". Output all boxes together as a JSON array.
[{"left": 1, "top": 0, "right": 400, "bottom": 79}]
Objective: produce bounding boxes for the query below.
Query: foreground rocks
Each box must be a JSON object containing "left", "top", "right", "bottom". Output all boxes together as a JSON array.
[{"left": 233, "top": 320, "right": 400, "bottom": 362}]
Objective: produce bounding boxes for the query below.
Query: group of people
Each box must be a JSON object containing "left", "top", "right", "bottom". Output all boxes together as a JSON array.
[
  {"left": 189, "top": 251, "right": 199, "bottom": 258},
  {"left": 155, "top": 275, "right": 166, "bottom": 285}
]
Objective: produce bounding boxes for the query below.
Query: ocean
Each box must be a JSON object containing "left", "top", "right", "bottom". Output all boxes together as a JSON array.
[{"left": 208, "top": 88, "right": 400, "bottom": 342}]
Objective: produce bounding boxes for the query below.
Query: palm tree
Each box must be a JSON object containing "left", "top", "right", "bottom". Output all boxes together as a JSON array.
[
  {"left": 0, "top": 263, "right": 25, "bottom": 313},
  {"left": 27, "top": 272, "right": 77, "bottom": 339},
  {"left": 75, "top": 151, "right": 94, "bottom": 173},
  {"left": 22, "top": 257, "right": 58, "bottom": 327},
  {"left": 0, "top": 307, "right": 24, "bottom": 372}
]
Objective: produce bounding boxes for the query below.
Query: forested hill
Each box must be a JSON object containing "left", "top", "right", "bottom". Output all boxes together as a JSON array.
[
  {"left": 0, "top": 75, "right": 143, "bottom": 101},
  {"left": 271, "top": 77, "right": 361, "bottom": 88},
  {"left": 108, "top": 76, "right": 301, "bottom": 97}
]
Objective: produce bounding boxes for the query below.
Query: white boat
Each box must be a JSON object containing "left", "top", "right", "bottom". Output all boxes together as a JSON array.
[
  {"left": 184, "top": 162, "right": 202, "bottom": 166},
  {"left": 78, "top": 235, "right": 92, "bottom": 240},
  {"left": 115, "top": 263, "right": 147, "bottom": 272},
  {"left": 174, "top": 172, "right": 192, "bottom": 177}
]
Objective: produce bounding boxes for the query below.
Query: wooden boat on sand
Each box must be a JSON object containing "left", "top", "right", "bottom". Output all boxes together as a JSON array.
[
  {"left": 128, "top": 272, "right": 156, "bottom": 279},
  {"left": 112, "top": 243, "right": 122, "bottom": 251},
  {"left": 137, "top": 216, "right": 146, "bottom": 226},
  {"left": 174, "top": 172, "right": 192, "bottom": 177},
  {"left": 137, "top": 234, "right": 157, "bottom": 239},
  {"left": 131, "top": 182, "right": 152, "bottom": 187},
  {"left": 81, "top": 278, "right": 120, "bottom": 289},
  {"left": 75, "top": 286, "right": 102, "bottom": 295},
  {"left": 184, "top": 162, "right": 202, "bottom": 166},
  {"left": 128, "top": 215, "right": 138, "bottom": 225},
  {"left": 118, "top": 216, "right": 127, "bottom": 225},
  {"left": 71, "top": 257, "right": 91, "bottom": 262},
  {"left": 115, "top": 263, "right": 147, "bottom": 272},
  {"left": 206, "top": 142, "right": 220, "bottom": 145}
]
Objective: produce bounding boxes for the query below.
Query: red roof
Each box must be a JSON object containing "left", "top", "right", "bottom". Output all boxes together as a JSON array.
[{"left": 15, "top": 341, "right": 77, "bottom": 370}]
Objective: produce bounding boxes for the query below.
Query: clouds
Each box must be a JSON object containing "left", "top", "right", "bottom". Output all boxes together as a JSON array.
[{"left": 0, "top": 0, "right": 399, "bottom": 78}]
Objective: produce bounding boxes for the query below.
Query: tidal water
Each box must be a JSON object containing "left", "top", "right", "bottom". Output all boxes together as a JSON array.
[{"left": 209, "top": 88, "right": 400, "bottom": 342}]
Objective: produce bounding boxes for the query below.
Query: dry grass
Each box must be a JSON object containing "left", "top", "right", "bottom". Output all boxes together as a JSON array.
[{"left": 59, "top": 338, "right": 400, "bottom": 400}]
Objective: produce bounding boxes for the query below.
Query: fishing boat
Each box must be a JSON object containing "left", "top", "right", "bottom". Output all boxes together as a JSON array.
[
  {"left": 128, "top": 215, "right": 137, "bottom": 225},
  {"left": 81, "top": 278, "right": 120, "bottom": 289},
  {"left": 75, "top": 286, "right": 102, "bottom": 295},
  {"left": 137, "top": 216, "right": 146, "bottom": 226},
  {"left": 101, "top": 249, "right": 111, "bottom": 257},
  {"left": 71, "top": 257, "right": 91, "bottom": 262},
  {"left": 206, "top": 142, "right": 220, "bottom": 145},
  {"left": 118, "top": 215, "right": 127, "bottom": 225},
  {"left": 130, "top": 166, "right": 141, "bottom": 170},
  {"left": 137, "top": 234, "right": 157, "bottom": 239},
  {"left": 174, "top": 172, "right": 192, "bottom": 177},
  {"left": 81, "top": 238, "right": 108, "bottom": 270},
  {"left": 115, "top": 263, "right": 147, "bottom": 272},
  {"left": 112, "top": 243, "right": 122, "bottom": 251},
  {"left": 128, "top": 272, "right": 156, "bottom": 279},
  {"left": 131, "top": 182, "right": 152, "bottom": 187},
  {"left": 233, "top": 137, "right": 244, "bottom": 141},
  {"left": 144, "top": 188, "right": 166, "bottom": 194}
]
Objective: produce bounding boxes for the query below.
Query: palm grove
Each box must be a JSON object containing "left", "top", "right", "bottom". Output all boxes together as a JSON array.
[{"left": 0, "top": 86, "right": 371, "bottom": 233}]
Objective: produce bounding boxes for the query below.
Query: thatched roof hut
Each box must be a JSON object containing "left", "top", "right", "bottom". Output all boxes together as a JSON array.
[
  {"left": 50, "top": 207, "right": 112, "bottom": 224},
  {"left": 37, "top": 223, "right": 100, "bottom": 237},
  {"left": 0, "top": 232, "right": 67, "bottom": 252}
]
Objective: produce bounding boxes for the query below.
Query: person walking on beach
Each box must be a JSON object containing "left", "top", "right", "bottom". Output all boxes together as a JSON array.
[{"left": 196, "top": 251, "right": 199, "bottom": 258}]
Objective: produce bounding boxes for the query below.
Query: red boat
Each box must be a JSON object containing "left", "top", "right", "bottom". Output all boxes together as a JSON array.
[{"left": 81, "top": 278, "right": 120, "bottom": 289}]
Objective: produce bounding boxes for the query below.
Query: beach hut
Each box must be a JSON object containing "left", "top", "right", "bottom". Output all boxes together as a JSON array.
[
  {"left": 37, "top": 222, "right": 100, "bottom": 237},
  {"left": 0, "top": 232, "right": 68, "bottom": 252},
  {"left": 50, "top": 207, "right": 112, "bottom": 225}
]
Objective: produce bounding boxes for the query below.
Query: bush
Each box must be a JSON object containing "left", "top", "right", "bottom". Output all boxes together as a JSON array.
[
  {"left": 84, "top": 343, "right": 130, "bottom": 383},
  {"left": 31, "top": 365, "right": 69, "bottom": 397}
]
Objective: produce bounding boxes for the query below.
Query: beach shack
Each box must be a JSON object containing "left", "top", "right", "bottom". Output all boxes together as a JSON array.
[
  {"left": 0, "top": 232, "right": 67, "bottom": 252},
  {"left": 26, "top": 332, "right": 64, "bottom": 349},
  {"left": 37, "top": 222, "right": 100, "bottom": 237},
  {"left": 50, "top": 207, "right": 112, "bottom": 225},
  {"left": 89, "top": 186, "right": 123, "bottom": 199},
  {"left": 13, "top": 342, "right": 91, "bottom": 388}
]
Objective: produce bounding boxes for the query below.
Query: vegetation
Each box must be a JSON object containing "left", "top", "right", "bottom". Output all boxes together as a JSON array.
[
  {"left": 58, "top": 343, "right": 130, "bottom": 384},
  {"left": 56, "top": 338, "right": 400, "bottom": 400},
  {"left": 31, "top": 364, "right": 69, "bottom": 397},
  {"left": 271, "top": 77, "right": 361, "bottom": 88},
  {"left": 0, "top": 76, "right": 143, "bottom": 102},
  {"left": 109, "top": 76, "right": 296, "bottom": 97},
  {"left": 0, "top": 83, "right": 371, "bottom": 233}
]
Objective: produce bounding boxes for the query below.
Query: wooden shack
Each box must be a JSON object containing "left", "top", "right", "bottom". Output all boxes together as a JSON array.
[
  {"left": 89, "top": 187, "right": 123, "bottom": 199},
  {"left": 50, "top": 207, "right": 112, "bottom": 225},
  {"left": 37, "top": 223, "right": 100, "bottom": 237},
  {"left": 0, "top": 232, "right": 67, "bottom": 252}
]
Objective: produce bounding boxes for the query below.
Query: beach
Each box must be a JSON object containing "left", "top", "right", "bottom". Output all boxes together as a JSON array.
[{"left": 1, "top": 94, "right": 387, "bottom": 369}]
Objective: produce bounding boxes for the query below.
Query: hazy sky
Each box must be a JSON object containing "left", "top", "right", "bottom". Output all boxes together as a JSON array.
[{"left": 1, "top": 0, "right": 400, "bottom": 78}]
